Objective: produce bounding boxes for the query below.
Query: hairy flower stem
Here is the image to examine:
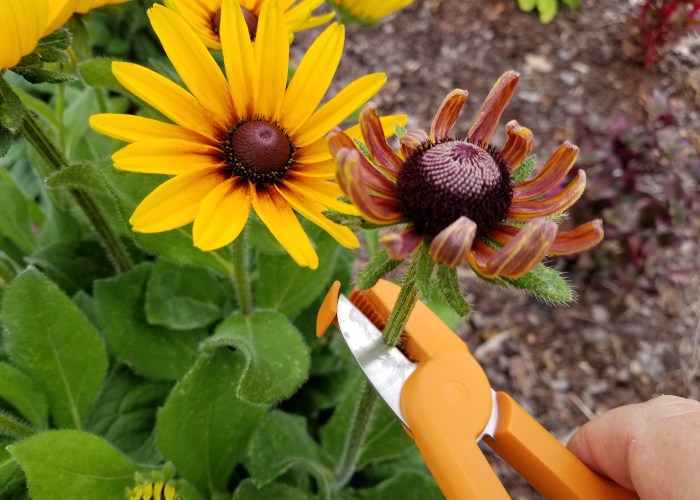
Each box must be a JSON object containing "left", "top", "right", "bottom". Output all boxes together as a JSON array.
[
  {"left": 20, "top": 107, "right": 134, "bottom": 273},
  {"left": 333, "top": 251, "right": 424, "bottom": 489},
  {"left": 230, "top": 229, "right": 252, "bottom": 316}
]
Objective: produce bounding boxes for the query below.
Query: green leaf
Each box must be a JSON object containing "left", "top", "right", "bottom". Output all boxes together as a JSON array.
[
  {"left": 0, "top": 125, "right": 15, "bottom": 158},
  {"left": 0, "top": 78, "right": 24, "bottom": 133},
  {"left": 79, "top": 58, "right": 124, "bottom": 92},
  {"left": 145, "top": 259, "right": 224, "bottom": 330},
  {"left": 17, "top": 28, "right": 72, "bottom": 66},
  {"left": 356, "top": 249, "right": 402, "bottom": 289},
  {"left": 202, "top": 310, "right": 310, "bottom": 404},
  {"left": 245, "top": 410, "right": 331, "bottom": 488},
  {"left": 10, "top": 66, "right": 76, "bottom": 85},
  {"left": 0, "top": 437, "right": 21, "bottom": 492},
  {"left": 518, "top": 0, "right": 537, "bottom": 11},
  {"left": 255, "top": 227, "right": 350, "bottom": 317},
  {"left": 156, "top": 350, "right": 266, "bottom": 496},
  {"left": 359, "top": 403, "right": 414, "bottom": 466},
  {"left": 351, "top": 471, "right": 442, "bottom": 499},
  {"left": 1, "top": 269, "right": 108, "bottom": 429},
  {"left": 500, "top": 264, "right": 573, "bottom": 302},
  {"left": 45, "top": 162, "right": 109, "bottom": 192},
  {"left": 9, "top": 430, "right": 139, "bottom": 500},
  {"left": 13, "top": 86, "right": 59, "bottom": 129},
  {"left": 85, "top": 366, "right": 171, "bottom": 463},
  {"left": 233, "top": 479, "right": 310, "bottom": 500},
  {"left": 537, "top": 0, "right": 558, "bottom": 23},
  {"left": 435, "top": 265, "right": 471, "bottom": 318},
  {"left": 510, "top": 154, "right": 537, "bottom": 183},
  {"left": 0, "top": 168, "right": 38, "bottom": 254},
  {"left": 0, "top": 362, "right": 49, "bottom": 429},
  {"left": 93, "top": 263, "right": 207, "bottom": 381}
]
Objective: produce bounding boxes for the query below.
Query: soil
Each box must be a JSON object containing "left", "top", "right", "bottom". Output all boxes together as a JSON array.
[{"left": 301, "top": 0, "right": 700, "bottom": 497}]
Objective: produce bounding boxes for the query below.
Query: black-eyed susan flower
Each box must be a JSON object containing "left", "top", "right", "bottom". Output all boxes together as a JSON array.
[
  {"left": 91, "top": 0, "right": 393, "bottom": 269},
  {"left": 330, "top": 71, "right": 604, "bottom": 279},
  {"left": 74, "top": 0, "right": 131, "bottom": 14},
  {"left": 328, "top": 0, "right": 413, "bottom": 24},
  {"left": 164, "top": 0, "right": 334, "bottom": 49},
  {"left": 0, "top": 0, "right": 76, "bottom": 70}
]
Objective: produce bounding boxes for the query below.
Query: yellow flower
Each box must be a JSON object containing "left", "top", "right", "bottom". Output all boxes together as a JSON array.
[
  {"left": 163, "top": 0, "right": 334, "bottom": 49},
  {"left": 74, "top": 0, "right": 131, "bottom": 14},
  {"left": 91, "top": 0, "right": 394, "bottom": 269},
  {"left": 0, "top": 0, "right": 76, "bottom": 70},
  {"left": 329, "top": 0, "right": 413, "bottom": 23}
]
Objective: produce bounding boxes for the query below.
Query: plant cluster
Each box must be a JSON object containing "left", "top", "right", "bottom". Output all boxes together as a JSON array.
[
  {"left": 516, "top": 0, "right": 582, "bottom": 24},
  {"left": 637, "top": 0, "right": 700, "bottom": 67}
]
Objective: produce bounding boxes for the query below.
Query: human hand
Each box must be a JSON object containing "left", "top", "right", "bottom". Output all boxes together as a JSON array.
[{"left": 567, "top": 395, "right": 700, "bottom": 499}]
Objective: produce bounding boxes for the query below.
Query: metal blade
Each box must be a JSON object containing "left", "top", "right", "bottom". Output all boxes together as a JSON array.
[{"left": 336, "top": 294, "right": 417, "bottom": 429}]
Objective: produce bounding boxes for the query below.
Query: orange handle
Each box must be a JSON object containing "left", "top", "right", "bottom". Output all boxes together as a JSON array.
[{"left": 483, "top": 392, "right": 638, "bottom": 499}]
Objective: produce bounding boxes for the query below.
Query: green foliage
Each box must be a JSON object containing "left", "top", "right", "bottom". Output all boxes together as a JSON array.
[
  {"left": 0, "top": 362, "right": 49, "bottom": 429},
  {"left": 1, "top": 269, "right": 108, "bottom": 429},
  {"left": 517, "top": 0, "right": 581, "bottom": 23}
]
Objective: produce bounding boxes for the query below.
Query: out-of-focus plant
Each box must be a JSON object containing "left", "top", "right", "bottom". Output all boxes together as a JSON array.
[
  {"left": 328, "top": 0, "right": 414, "bottom": 25},
  {"left": 637, "top": 0, "right": 700, "bottom": 68},
  {"left": 517, "top": 0, "right": 582, "bottom": 24}
]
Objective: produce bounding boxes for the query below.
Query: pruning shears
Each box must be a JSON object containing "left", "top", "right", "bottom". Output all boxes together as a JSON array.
[{"left": 316, "top": 279, "right": 638, "bottom": 499}]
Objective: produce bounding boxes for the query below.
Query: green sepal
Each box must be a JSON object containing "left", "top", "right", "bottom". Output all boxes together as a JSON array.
[
  {"left": 322, "top": 210, "right": 384, "bottom": 231},
  {"left": 16, "top": 29, "right": 72, "bottom": 67},
  {"left": 499, "top": 264, "right": 573, "bottom": 303},
  {"left": 510, "top": 154, "right": 537, "bottom": 183},
  {"left": 436, "top": 265, "right": 472, "bottom": 318},
  {"left": 0, "top": 78, "right": 24, "bottom": 133},
  {"left": 201, "top": 310, "right": 310, "bottom": 405},
  {"left": 356, "top": 249, "right": 402, "bottom": 289}
]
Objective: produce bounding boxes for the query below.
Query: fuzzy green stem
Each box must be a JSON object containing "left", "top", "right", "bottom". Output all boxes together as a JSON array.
[
  {"left": 230, "top": 229, "right": 252, "bottom": 316},
  {"left": 333, "top": 250, "right": 425, "bottom": 489},
  {"left": 0, "top": 412, "right": 34, "bottom": 439},
  {"left": 20, "top": 106, "right": 134, "bottom": 273}
]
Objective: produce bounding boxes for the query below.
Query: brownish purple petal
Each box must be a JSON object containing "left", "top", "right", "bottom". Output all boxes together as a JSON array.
[
  {"left": 513, "top": 142, "right": 579, "bottom": 200},
  {"left": 467, "top": 218, "right": 557, "bottom": 278},
  {"left": 380, "top": 225, "right": 424, "bottom": 260},
  {"left": 500, "top": 120, "right": 534, "bottom": 172},
  {"left": 431, "top": 89, "right": 469, "bottom": 142},
  {"left": 508, "top": 170, "right": 587, "bottom": 220},
  {"left": 360, "top": 103, "right": 404, "bottom": 175},
  {"left": 429, "top": 216, "right": 477, "bottom": 267},
  {"left": 400, "top": 130, "right": 429, "bottom": 158},
  {"left": 467, "top": 71, "right": 519, "bottom": 148},
  {"left": 335, "top": 148, "right": 403, "bottom": 224},
  {"left": 548, "top": 219, "right": 604, "bottom": 255}
]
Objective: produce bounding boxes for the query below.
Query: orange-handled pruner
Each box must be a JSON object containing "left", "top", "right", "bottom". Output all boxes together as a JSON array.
[{"left": 317, "top": 279, "right": 638, "bottom": 500}]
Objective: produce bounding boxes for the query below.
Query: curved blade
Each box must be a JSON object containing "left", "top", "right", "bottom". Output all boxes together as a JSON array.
[{"left": 336, "top": 295, "right": 417, "bottom": 429}]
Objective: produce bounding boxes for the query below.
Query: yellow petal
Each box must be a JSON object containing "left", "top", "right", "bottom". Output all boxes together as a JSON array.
[
  {"left": 148, "top": 4, "right": 234, "bottom": 127},
  {"left": 90, "top": 114, "right": 215, "bottom": 144},
  {"left": 112, "top": 61, "right": 223, "bottom": 141},
  {"left": 276, "top": 183, "right": 359, "bottom": 248},
  {"left": 280, "top": 23, "right": 343, "bottom": 133},
  {"left": 254, "top": 0, "right": 289, "bottom": 119},
  {"left": 293, "top": 160, "right": 336, "bottom": 178},
  {"left": 113, "top": 139, "right": 222, "bottom": 174},
  {"left": 163, "top": 0, "right": 222, "bottom": 50},
  {"left": 45, "top": 0, "right": 75, "bottom": 35},
  {"left": 130, "top": 168, "right": 225, "bottom": 232},
  {"left": 286, "top": 174, "right": 360, "bottom": 215},
  {"left": 294, "top": 12, "right": 335, "bottom": 32},
  {"left": 193, "top": 177, "right": 251, "bottom": 250},
  {"left": 251, "top": 185, "right": 318, "bottom": 269},
  {"left": 220, "top": 0, "right": 257, "bottom": 119},
  {"left": 294, "top": 73, "right": 386, "bottom": 147},
  {"left": 297, "top": 138, "right": 332, "bottom": 164},
  {"left": 0, "top": 0, "right": 48, "bottom": 68}
]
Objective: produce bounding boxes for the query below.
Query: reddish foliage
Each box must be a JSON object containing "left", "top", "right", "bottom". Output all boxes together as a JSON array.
[{"left": 638, "top": 0, "right": 700, "bottom": 67}]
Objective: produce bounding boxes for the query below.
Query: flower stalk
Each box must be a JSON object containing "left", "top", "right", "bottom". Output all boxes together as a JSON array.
[{"left": 20, "top": 106, "right": 134, "bottom": 273}]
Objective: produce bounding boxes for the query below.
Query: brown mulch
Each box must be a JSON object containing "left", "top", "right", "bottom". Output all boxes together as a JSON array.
[{"left": 302, "top": 0, "right": 700, "bottom": 496}]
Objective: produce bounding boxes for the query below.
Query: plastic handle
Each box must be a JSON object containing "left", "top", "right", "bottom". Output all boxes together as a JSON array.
[{"left": 483, "top": 392, "right": 638, "bottom": 499}]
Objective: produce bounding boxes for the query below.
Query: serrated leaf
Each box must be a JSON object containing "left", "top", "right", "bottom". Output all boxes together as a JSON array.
[
  {"left": 0, "top": 78, "right": 24, "bottom": 133},
  {"left": 356, "top": 249, "right": 402, "bottom": 289},
  {"left": 9, "top": 430, "right": 139, "bottom": 500},
  {"left": 245, "top": 410, "right": 331, "bottom": 488},
  {"left": 156, "top": 350, "right": 266, "bottom": 496},
  {"left": 255, "top": 227, "right": 350, "bottom": 317},
  {"left": 45, "top": 162, "right": 108, "bottom": 192},
  {"left": 510, "top": 154, "right": 537, "bottom": 183},
  {"left": 1, "top": 269, "right": 108, "bottom": 429},
  {"left": 85, "top": 366, "right": 171, "bottom": 462},
  {"left": 500, "top": 263, "right": 572, "bottom": 302},
  {"left": 202, "top": 310, "right": 310, "bottom": 404},
  {"left": 233, "top": 479, "right": 310, "bottom": 500},
  {"left": 94, "top": 264, "right": 207, "bottom": 381},
  {"left": 0, "top": 362, "right": 49, "bottom": 429},
  {"left": 351, "top": 471, "right": 442, "bottom": 499},
  {"left": 435, "top": 265, "right": 471, "bottom": 318},
  {"left": 145, "top": 259, "right": 224, "bottom": 330},
  {"left": 79, "top": 58, "right": 125, "bottom": 93}
]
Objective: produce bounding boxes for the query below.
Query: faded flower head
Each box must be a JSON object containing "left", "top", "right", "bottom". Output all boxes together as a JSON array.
[
  {"left": 164, "top": 0, "right": 334, "bottom": 49},
  {"left": 330, "top": 71, "right": 603, "bottom": 279}
]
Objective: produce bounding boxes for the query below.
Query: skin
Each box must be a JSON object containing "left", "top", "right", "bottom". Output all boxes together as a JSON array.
[{"left": 567, "top": 395, "right": 700, "bottom": 499}]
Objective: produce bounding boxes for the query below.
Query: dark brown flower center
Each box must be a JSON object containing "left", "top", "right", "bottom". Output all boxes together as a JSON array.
[
  {"left": 210, "top": 7, "right": 258, "bottom": 40},
  {"left": 222, "top": 120, "right": 295, "bottom": 184},
  {"left": 397, "top": 140, "right": 513, "bottom": 237}
]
